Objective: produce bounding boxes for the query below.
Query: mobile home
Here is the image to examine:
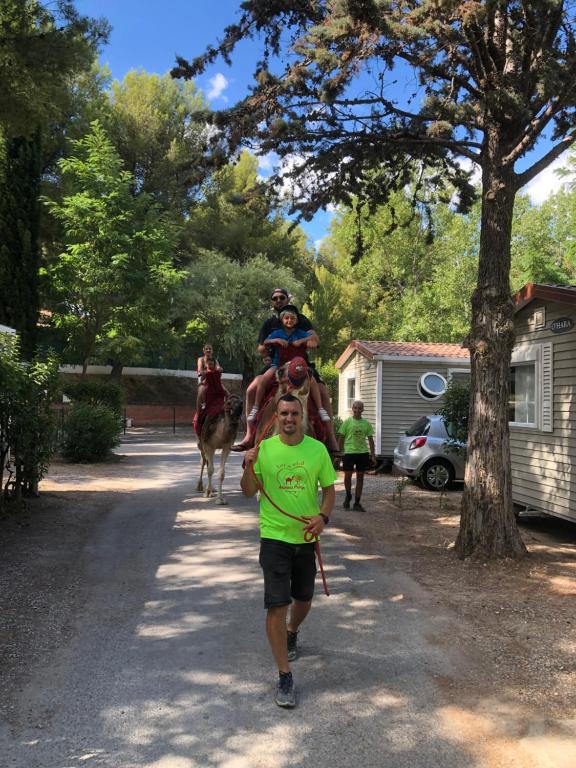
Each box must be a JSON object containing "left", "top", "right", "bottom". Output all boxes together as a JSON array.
[
  {"left": 335, "top": 340, "right": 470, "bottom": 465},
  {"left": 511, "top": 283, "right": 576, "bottom": 523}
]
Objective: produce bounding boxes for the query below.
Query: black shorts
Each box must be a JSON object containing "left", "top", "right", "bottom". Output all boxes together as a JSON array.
[
  {"left": 342, "top": 453, "right": 372, "bottom": 472},
  {"left": 259, "top": 538, "right": 317, "bottom": 609}
]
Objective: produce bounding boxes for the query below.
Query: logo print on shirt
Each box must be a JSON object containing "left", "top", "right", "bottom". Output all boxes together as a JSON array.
[{"left": 276, "top": 465, "right": 309, "bottom": 495}]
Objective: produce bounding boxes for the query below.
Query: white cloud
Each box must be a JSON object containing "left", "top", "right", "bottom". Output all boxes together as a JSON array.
[
  {"left": 523, "top": 153, "right": 570, "bottom": 205},
  {"left": 257, "top": 153, "right": 275, "bottom": 175},
  {"left": 326, "top": 202, "right": 338, "bottom": 213},
  {"left": 314, "top": 238, "right": 325, "bottom": 251},
  {"left": 207, "top": 73, "right": 229, "bottom": 101}
]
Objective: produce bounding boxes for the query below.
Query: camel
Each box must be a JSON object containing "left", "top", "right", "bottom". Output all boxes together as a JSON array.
[
  {"left": 197, "top": 393, "right": 243, "bottom": 504},
  {"left": 254, "top": 357, "right": 320, "bottom": 444}
]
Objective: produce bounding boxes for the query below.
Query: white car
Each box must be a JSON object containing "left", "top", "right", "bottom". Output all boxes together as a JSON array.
[{"left": 393, "top": 415, "right": 467, "bottom": 491}]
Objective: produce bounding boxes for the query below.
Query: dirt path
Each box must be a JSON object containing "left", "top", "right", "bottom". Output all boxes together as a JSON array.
[{"left": 0, "top": 431, "right": 575, "bottom": 768}]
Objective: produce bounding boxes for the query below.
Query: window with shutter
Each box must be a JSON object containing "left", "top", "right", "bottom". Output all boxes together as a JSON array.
[{"left": 540, "top": 342, "right": 553, "bottom": 432}]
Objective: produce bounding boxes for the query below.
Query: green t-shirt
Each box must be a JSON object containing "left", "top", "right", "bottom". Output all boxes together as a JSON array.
[
  {"left": 338, "top": 416, "right": 374, "bottom": 454},
  {"left": 253, "top": 434, "right": 337, "bottom": 544}
]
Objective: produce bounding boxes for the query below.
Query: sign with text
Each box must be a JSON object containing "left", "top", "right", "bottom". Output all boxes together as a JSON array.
[{"left": 550, "top": 317, "right": 574, "bottom": 334}]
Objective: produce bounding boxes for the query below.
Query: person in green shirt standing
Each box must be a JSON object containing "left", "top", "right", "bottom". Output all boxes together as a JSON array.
[
  {"left": 338, "top": 400, "right": 376, "bottom": 512},
  {"left": 241, "top": 393, "right": 336, "bottom": 709}
]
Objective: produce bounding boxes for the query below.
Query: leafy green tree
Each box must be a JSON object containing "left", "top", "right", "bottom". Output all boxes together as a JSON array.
[
  {"left": 185, "top": 151, "right": 315, "bottom": 285},
  {"left": 179, "top": 1, "right": 576, "bottom": 559},
  {"left": 45, "top": 121, "right": 182, "bottom": 375},
  {"left": 303, "top": 261, "right": 366, "bottom": 363},
  {"left": 511, "top": 191, "right": 576, "bottom": 287},
  {"left": 313, "top": 190, "right": 479, "bottom": 350},
  {"left": 178, "top": 251, "right": 303, "bottom": 381},
  {"left": 106, "top": 69, "right": 209, "bottom": 215},
  {"left": 394, "top": 202, "right": 480, "bottom": 342}
]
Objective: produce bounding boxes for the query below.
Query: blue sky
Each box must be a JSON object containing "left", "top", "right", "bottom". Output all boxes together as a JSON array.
[{"left": 76, "top": 0, "right": 565, "bottom": 248}]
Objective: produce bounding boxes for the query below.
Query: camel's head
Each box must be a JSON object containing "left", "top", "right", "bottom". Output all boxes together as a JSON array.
[
  {"left": 277, "top": 356, "right": 310, "bottom": 397},
  {"left": 224, "top": 393, "right": 243, "bottom": 419}
]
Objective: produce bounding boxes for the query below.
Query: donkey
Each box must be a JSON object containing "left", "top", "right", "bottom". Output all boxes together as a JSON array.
[{"left": 197, "top": 393, "right": 243, "bottom": 504}]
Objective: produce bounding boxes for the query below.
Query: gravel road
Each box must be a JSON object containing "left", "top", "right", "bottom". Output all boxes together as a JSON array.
[{"left": 1, "top": 433, "right": 574, "bottom": 768}]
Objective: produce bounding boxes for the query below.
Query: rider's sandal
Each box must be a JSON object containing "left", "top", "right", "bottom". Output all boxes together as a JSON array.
[{"left": 230, "top": 442, "right": 253, "bottom": 452}]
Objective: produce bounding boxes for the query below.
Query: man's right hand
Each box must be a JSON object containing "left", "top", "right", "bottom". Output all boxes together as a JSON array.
[{"left": 244, "top": 446, "right": 260, "bottom": 464}]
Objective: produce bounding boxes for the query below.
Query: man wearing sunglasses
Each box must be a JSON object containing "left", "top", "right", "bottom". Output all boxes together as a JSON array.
[{"left": 232, "top": 288, "right": 339, "bottom": 452}]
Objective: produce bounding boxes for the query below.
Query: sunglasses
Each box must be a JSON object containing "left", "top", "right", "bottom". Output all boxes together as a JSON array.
[{"left": 272, "top": 295, "right": 287, "bottom": 301}]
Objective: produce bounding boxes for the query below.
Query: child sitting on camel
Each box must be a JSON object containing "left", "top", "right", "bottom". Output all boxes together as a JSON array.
[{"left": 247, "top": 305, "right": 331, "bottom": 424}]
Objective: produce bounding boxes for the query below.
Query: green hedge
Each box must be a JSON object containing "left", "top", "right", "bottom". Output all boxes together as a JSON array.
[
  {"left": 64, "top": 379, "right": 123, "bottom": 416},
  {"left": 62, "top": 402, "right": 121, "bottom": 462}
]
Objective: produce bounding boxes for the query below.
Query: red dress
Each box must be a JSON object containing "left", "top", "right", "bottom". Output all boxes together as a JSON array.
[{"left": 194, "top": 369, "right": 227, "bottom": 436}]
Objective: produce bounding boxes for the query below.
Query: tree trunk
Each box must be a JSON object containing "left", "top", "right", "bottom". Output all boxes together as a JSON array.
[
  {"left": 456, "top": 135, "right": 527, "bottom": 560},
  {"left": 109, "top": 360, "right": 124, "bottom": 381}
]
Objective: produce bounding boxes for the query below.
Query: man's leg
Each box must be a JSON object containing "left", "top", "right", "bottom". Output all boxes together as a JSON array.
[
  {"left": 318, "top": 382, "right": 333, "bottom": 418},
  {"left": 196, "top": 383, "right": 207, "bottom": 413},
  {"left": 287, "top": 599, "right": 312, "bottom": 634},
  {"left": 231, "top": 377, "right": 260, "bottom": 450},
  {"left": 315, "top": 382, "right": 340, "bottom": 453},
  {"left": 245, "top": 377, "right": 259, "bottom": 416},
  {"left": 353, "top": 470, "right": 366, "bottom": 511},
  {"left": 343, "top": 470, "right": 353, "bottom": 508},
  {"left": 355, "top": 471, "right": 365, "bottom": 501},
  {"left": 266, "top": 604, "right": 291, "bottom": 672}
]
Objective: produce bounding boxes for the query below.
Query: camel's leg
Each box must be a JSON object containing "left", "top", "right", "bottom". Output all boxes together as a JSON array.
[
  {"left": 197, "top": 447, "right": 205, "bottom": 492},
  {"left": 216, "top": 447, "right": 231, "bottom": 505},
  {"left": 205, "top": 446, "right": 215, "bottom": 498}
]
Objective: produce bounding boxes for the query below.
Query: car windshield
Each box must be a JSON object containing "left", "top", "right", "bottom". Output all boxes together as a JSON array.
[{"left": 405, "top": 416, "right": 430, "bottom": 436}]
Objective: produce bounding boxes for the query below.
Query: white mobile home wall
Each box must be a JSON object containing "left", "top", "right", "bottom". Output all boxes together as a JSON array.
[
  {"left": 338, "top": 351, "right": 470, "bottom": 457},
  {"left": 511, "top": 300, "right": 576, "bottom": 522}
]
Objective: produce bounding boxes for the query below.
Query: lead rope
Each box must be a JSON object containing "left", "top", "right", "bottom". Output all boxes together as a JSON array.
[{"left": 247, "top": 405, "right": 330, "bottom": 597}]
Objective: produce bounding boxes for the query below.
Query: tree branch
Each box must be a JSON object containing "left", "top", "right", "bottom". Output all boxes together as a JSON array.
[{"left": 514, "top": 135, "right": 576, "bottom": 190}]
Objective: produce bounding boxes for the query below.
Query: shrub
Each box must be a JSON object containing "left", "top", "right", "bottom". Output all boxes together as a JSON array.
[
  {"left": 437, "top": 380, "right": 470, "bottom": 446},
  {"left": 62, "top": 402, "right": 121, "bottom": 462},
  {"left": 332, "top": 415, "right": 343, "bottom": 435},
  {"left": 0, "top": 334, "right": 60, "bottom": 508}
]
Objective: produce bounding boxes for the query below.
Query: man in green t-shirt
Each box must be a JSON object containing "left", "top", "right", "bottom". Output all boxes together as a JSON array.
[
  {"left": 338, "top": 400, "right": 376, "bottom": 512},
  {"left": 241, "top": 393, "right": 336, "bottom": 709}
]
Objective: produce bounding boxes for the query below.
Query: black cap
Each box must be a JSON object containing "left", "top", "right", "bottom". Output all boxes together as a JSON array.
[
  {"left": 271, "top": 287, "right": 289, "bottom": 299},
  {"left": 279, "top": 304, "right": 299, "bottom": 317}
]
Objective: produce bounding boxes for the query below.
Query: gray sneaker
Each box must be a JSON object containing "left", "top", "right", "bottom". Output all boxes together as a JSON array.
[
  {"left": 275, "top": 672, "right": 296, "bottom": 708},
  {"left": 287, "top": 630, "right": 298, "bottom": 661}
]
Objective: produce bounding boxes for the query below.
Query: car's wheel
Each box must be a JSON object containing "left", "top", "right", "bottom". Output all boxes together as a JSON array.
[{"left": 420, "top": 459, "right": 454, "bottom": 491}]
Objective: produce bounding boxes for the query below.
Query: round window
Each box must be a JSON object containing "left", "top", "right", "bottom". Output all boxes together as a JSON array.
[{"left": 417, "top": 372, "right": 447, "bottom": 400}]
